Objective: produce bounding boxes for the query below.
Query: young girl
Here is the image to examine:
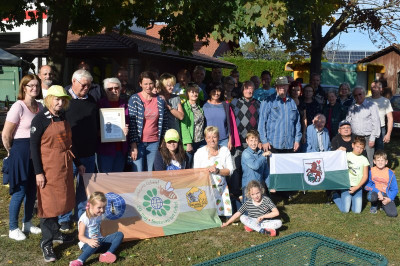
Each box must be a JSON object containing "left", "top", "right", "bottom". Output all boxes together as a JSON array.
[
  {"left": 221, "top": 180, "right": 282, "bottom": 236},
  {"left": 69, "top": 192, "right": 124, "bottom": 266}
]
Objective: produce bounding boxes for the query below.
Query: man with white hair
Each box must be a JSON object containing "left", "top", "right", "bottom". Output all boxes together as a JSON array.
[
  {"left": 346, "top": 86, "right": 380, "bottom": 165},
  {"left": 58, "top": 70, "right": 99, "bottom": 231},
  {"left": 38, "top": 65, "right": 54, "bottom": 98},
  {"left": 306, "top": 114, "right": 331, "bottom": 152}
]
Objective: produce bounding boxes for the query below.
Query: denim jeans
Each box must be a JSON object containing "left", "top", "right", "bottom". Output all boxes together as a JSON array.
[
  {"left": 186, "top": 140, "right": 206, "bottom": 168},
  {"left": 97, "top": 151, "right": 125, "bottom": 173},
  {"left": 218, "top": 138, "right": 229, "bottom": 148},
  {"left": 59, "top": 155, "right": 96, "bottom": 223},
  {"left": 375, "top": 126, "right": 386, "bottom": 151},
  {"left": 131, "top": 142, "right": 159, "bottom": 172},
  {"left": 78, "top": 232, "right": 124, "bottom": 262},
  {"left": 333, "top": 188, "right": 363, "bottom": 213},
  {"left": 9, "top": 180, "right": 36, "bottom": 230}
]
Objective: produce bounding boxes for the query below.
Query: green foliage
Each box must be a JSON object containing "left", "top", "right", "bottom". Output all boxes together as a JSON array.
[{"left": 221, "top": 56, "right": 290, "bottom": 84}]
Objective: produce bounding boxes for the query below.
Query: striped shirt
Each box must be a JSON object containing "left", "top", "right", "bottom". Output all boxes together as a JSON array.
[
  {"left": 258, "top": 94, "right": 301, "bottom": 149},
  {"left": 238, "top": 196, "right": 276, "bottom": 218},
  {"left": 346, "top": 99, "right": 380, "bottom": 142}
]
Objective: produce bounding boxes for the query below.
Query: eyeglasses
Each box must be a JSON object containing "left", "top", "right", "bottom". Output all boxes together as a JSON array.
[
  {"left": 107, "top": 86, "right": 120, "bottom": 91},
  {"left": 75, "top": 79, "right": 91, "bottom": 88},
  {"left": 26, "top": 84, "right": 39, "bottom": 88}
]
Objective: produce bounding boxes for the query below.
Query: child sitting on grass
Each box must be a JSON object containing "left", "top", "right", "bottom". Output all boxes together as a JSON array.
[
  {"left": 69, "top": 192, "right": 124, "bottom": 266},
  {"left": 241, "top": 130, "right": 270, "bottom": 201},
  {"left": 221, "top": 180, "right": 282, "bottom": 236},
  {"left": 365, "top": 150, "right": 398, "bottom": 217},
  {"left": 332, "top": 136, "right": 369, "bottom": 213}
]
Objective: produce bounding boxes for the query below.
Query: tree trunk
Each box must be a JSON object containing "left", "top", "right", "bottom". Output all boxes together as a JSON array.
[
  {"left": 47, "top": 1, "right": 72, "bottom": 83},
  {"left": 310, "top": 22, "right": 323, "bottom": 76}
]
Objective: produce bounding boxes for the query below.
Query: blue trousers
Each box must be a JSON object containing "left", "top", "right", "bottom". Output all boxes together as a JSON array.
[
  {"left": 78, "top": 232, "right": 124, "bottom": 262},
  {"left": 333, "top": 188, "right": 363, "bottom": 213},
  {"left": 97, "top": 151, "right": 126, "bottom": 173},
  {"left": 9, "top": 180, "right": 36, "bottom": 230},
  {"left": 130, "top": 142, "right": 159, "bottom": 172},
  {"left": 59, "top": 155, "right": 96, "bottom": 223}
]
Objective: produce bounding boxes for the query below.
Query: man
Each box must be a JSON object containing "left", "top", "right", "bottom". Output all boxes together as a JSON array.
[
  {"left": 346, "top": 86, "right": 380, "bottom": 166},
  {"left": 258, "top": 76, "right": 301, "bottom": 153},
  {"left": 38, "top": 65, "right": 54, "bottom": 98},
  {"left": 230, "top": 80, "right": 260, "bottom": 210},
  {"left": 253, "top": 70, "right": 275, "bottom": 101},
  {"left": 117, "top": 67, "right": 136, "bottom": 100},
  {"left": 250, "top": 75, "right": 261, "bottom": 91},
  {"left": 369, "top": 80, "right": 393, "bottom": 150},
  {"left": 59, "top": 69, "right": 99, "bottom": 231},
  {"left": 310, "top": 73, "right": 325, "bottom": 107},
  {"left": 173, "top": 68, "right": 191, "bottom": 95},
  {"left": 192, "top": 65, "right": 207, "bottom": 100},
  {"left": 331, "top": 120, "right": 355, "bottom": 152},
  {"left": 211, "top": 67, "right": 223, "bottom": 83},
  {"left": 230, "top": 69, "right": 242, "bottom": 98}
]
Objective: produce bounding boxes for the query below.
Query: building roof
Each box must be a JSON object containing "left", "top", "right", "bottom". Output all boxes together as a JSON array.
[
  {"left": 356, "top": 44, "right": 400, "bottom": 63},
  {"left": 6, "top": 31, "right": 236, "bottom": 68},
  {"left": 146, "top": 24, "right": 231, "bottom": 58}
]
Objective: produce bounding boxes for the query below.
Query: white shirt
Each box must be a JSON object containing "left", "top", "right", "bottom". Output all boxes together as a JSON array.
[{"left": 368, "top": 96, "right": 393, "bottom": 127}]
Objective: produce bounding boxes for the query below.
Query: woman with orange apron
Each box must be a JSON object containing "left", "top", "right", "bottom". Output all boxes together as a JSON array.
[{"left": 31, "top": 86, "right": 86, "bottom": 263}]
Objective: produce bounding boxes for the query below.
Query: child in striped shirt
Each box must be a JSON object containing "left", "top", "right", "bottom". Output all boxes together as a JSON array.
[{"left": 221, "top": 180, "right": 282, "bottom": 236}]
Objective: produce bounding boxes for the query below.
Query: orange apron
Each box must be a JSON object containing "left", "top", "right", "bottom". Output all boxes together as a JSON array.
[{"left": 37, "top": 119, "right": 75, "bottom": 218}]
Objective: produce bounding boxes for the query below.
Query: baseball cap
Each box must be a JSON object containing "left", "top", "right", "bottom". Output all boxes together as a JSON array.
[
  {"left": 164, "top": 129, "right": 180, "bottom": 142},
  {"left": 339, "top": 120, "right": 351, "bottom": 127},
  {"left": 46, "top": 85, "right": 71, "bottom": 99},
  {"left": 275, "top": 76, "right": 289, "bottom": 86}
]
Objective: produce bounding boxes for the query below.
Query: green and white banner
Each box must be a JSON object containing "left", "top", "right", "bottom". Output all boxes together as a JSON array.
[{"left": 269, "top": 151, "right": 350, "bottom": 191}]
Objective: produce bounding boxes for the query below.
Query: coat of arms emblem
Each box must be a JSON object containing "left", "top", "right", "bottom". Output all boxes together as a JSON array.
[{"left": 303, "top": 159, "right": 325, "bottom": 185}]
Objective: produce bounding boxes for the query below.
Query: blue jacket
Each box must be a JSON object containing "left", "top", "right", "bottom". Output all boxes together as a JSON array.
[
  {"left": 306, "top": 125, "right": 331, "bottom": 152},
  {"left": 241, "top": 147, "right": 269, "bottom": 188},
  {"left": 128, "top": 93, "right": 168, "bottom": 144},
  {"left": 365, "top": 168, "right": 398, "bottom": 201},
  {"left": 258, "top": 94, "right": 301, "bottom": 149}
]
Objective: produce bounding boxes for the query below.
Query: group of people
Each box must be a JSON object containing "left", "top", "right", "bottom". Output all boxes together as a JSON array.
[{"left": 2, "top": 63, "right": 398, "bottom": 264}]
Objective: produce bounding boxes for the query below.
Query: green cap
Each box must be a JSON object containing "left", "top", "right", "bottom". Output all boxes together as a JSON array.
[
  {"left": 46, "top": 85, "right": 71, "bottom": 99},
  {"left": 164, "top": 129, "right": 180, "bottom": 142}
]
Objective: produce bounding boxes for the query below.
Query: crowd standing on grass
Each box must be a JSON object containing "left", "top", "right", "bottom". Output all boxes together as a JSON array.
[{"left": 1, "top": 63, "right": 399, "bottom": 264}]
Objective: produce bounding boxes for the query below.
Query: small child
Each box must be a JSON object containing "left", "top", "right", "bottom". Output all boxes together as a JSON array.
[
  {"left": 221, "top": 180, "right": 282, "bottom": 236},
  {"left": 365, "top": 150, "right": 398, "bottom": 217},
  {"left": 332, "top": 136, "right": 369, "bottom": 213},
  {"left": 69, "top": 192, "right": 124, "bottom": 266},
  {"left": 241, "top": 130, "right": 270, "bottom": 201}
]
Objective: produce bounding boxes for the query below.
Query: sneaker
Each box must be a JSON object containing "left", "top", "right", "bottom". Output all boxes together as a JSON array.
[
  {"left": 22, "top": 221, "right": 42, "bottom": 234},
  {"left": 370, "top": 206, "right": 378, "bottom": 214},
  {"left": 9, "top": 228, "right": 26, "bottom": 241},
  {"left": 41, "top": 243, "right": 56, "bottom": 262},
  {"left": 261, "top": 228, "right": 277, "bottom": 237},
  {"left": 53, "top": 233, "right": 75, "bottom": 244},
  {"left": 244, "top": 225, "right": 253, "bottom": 232},
  {"left": 99, "top": 252, "right": 117, "bottom": 263},
  {"left": 59, "top": 222, "right": 71, "bottom": 233},
  {"left": 69, "top": 260, "right": 83, "bottom": 266}
]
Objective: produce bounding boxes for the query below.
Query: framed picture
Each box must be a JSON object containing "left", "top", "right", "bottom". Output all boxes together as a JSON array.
[{"left": 99, "top": 108, "right": 126, "bottom": 143}]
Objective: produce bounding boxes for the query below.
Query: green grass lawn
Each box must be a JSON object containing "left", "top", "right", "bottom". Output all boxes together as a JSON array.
[{"left": 0, "top": 134, "right": 399, "bottom": 265}]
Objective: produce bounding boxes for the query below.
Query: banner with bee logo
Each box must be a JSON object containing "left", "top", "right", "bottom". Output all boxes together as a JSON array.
[
  {"left": 269, "top": 150, "right": 350, "bottom": 191},
  {"left": 82, "top": 169, "right": 221, "bottom": 241}
]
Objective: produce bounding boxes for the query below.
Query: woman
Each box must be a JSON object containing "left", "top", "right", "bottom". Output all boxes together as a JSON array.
[
  {"left": 289, "top": 81, "right": 307, "bottom": 147},
  {"left": 181, "top": 83, "right": 205, "bottom": 167},
  {"left": 128, "top": 71, "right": 168, "bottom": 172},
  {"left": 194, "top": 126, "right": 233, "bottom": 217},
  {"left": 2, "top": 74, "right": 43, "bottom": 241},
  {"left": 323, "top": 90, "right": 346, "bottom": 139},
  {"left": 337, "top": 82, "right": 353, "bottom": 108},
  {"left": 30, "top": 85, "right": 85, "bottom": 262},
  {"left": 223, "top": 76, "right": 235, "bottom": 103},
  {"left": 300, "top": 84, "right": 322, "bottom": 127},
  {"left": 153, "top": 129, "right": 189, "bottom": 170},
  {"left": 203, "top": 83, "right": 232, "bottom": 150},
  {"left": 97, "top": 78, "right": 129, "bottom": 172},
  {"left": 159, "top": 73, "right": 184, "bottom": 133}
]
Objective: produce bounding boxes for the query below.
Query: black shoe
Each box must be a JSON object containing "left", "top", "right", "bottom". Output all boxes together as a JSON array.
[
  {"left": 53, "top": 233, "right": 74, "bottom": 244},
  {"left": 41, "top": 242, "right": 56, "bottom": 262},
  {"left": 59, "top": 222, "right": 71, "bottom": 233}
]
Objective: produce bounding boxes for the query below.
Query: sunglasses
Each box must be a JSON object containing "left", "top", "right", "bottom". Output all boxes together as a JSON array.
[{"left": 107, "top": 86, "right": 120, "bottom": 91}]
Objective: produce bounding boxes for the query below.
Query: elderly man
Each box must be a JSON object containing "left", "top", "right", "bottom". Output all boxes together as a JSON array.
[
  {"left": 192, "top": 65, "right": 207, "bottom": 101},
  {"left": 117, "top": 67, "right": 136, "bottom": 100},
  {"left": 58, "top": 70, "right": 99, "bottom": 231},
  {"left": 253, "top": 70, "right": 275, "bottom": 101},
  {"left": 38, "top": 65, "right": 54, "bottom": 98},
  {"left": 331, "top": 120, "right": 355, "bottom": 152},
  {"left": 258, "top": 76, "right": 301, "bottom": 153},
  {"left": 230, "top": 69, "right": 242, "bottom": 98},
  {"left": 346, "top": 86, "right": 380, "bottom": 165},
  {"left": 306, "top": 114, "right": 331, "bottom": 153},
  {"left": 310, "top": 73, "right": 325, "bottom": 107},
  {"left": 369, "top": 80, "right": 393, "bottom": 150}
]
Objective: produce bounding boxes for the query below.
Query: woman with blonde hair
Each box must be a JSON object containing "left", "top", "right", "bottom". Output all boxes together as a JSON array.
[{"left": 2, "top": 74, "right": 43, "bottom": 241}]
